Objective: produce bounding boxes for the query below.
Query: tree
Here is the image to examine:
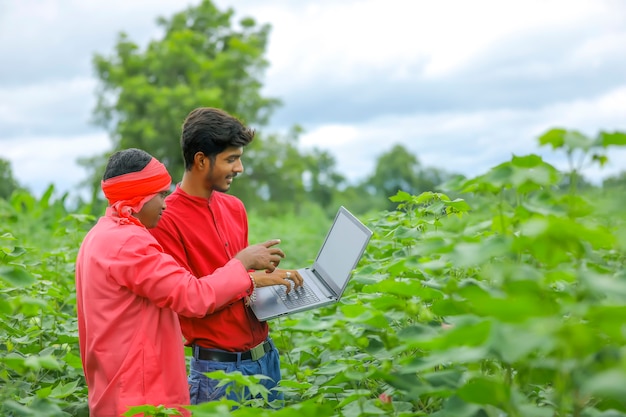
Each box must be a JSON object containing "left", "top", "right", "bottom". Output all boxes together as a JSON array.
[
  {"left": 331, "top": 183, "right": 387, "bottom": 216},
  {"left": 368, "top": 144, "right": 421, "bottom": 200},
  {"left": 0, "top": 158, "right": 21, "bottom": 200},
  {"left": 235, "top": 128, "right": 308, "bottom": 212},
  {"left": 366, "top": 143, "right": 456, "bottom": 209},
  {"left": 84, "top": 0, "right": 358, "bottom": 215},
  {"left": 234, "top": 125, "right": 346, "bottom": 214},
  {"left": 303, "top": 147, "right": 346, "bottom": 209},
  {"left": 84, "top": 0, "right": 280, "bottom": 202}
]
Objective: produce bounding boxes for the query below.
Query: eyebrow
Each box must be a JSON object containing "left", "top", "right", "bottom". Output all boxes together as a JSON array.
[{"left": 223, "top": 152, "right": 243, "bottom": 159}]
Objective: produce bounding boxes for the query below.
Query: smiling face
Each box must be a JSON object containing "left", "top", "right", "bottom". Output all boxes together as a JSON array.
[
  {"left": 134, "top": 190, "right": 169, "bottom": 229},
  {"left": 202, "top": 146, "right": 245, "bottom": 193}
]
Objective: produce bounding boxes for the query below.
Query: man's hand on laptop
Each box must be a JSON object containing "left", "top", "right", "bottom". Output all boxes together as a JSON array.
[{"left": 252, "top": 269, "right": 303, "bottom": 294}]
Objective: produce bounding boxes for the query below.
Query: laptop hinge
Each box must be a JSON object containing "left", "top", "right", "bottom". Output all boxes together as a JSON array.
[{"left": 312, "top": 269, "right": 338, "bottom": 298}]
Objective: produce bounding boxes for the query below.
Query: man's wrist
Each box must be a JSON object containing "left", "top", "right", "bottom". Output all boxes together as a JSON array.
[{"left": 246, "top": 274, "right": 257, "bottom": 306}]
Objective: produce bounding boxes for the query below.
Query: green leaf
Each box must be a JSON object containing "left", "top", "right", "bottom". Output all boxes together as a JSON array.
[
  {"left": 586, "top": 305, "right": 626, "bottom": 341},
  {"left": 444, "top": 198, "right": 471, "bottom": 212},
  {"left": 205, "top": 370, "right": 270, "bottom": 388},
  {"left": 456, "top": 283, "right": 559, "bottom": 322},
  {"left": 457, "top": 376, "right": 511, "bottom": 407},
  {"left": 363, "top": 278, "right": 443, "bottom": 300},
  {"left": 563, "top": 130, "right": 593, "bottom": 151},
  {"left": 278, "top": 380, "right": 312, "bottom": 390},
  {"left": 50, "top": 379, "right": 80, "bottom": 399},
  {"left": 0, "top": 294, "right": 11, "bottom": 314},
  {"left": 3, "top": 398, "right": 71, "bottom": 416},
  {"left": 448, "top": 236, "right": 510, "bottom": 267},
  {"left": 283, "top": 317, "right": 338, "bottom": 331},
  {"left": 339, "top": 304, "right": 390, "bottom": 328},
  {"left": 511, "top": 154, "right": 545, "bottom": 168},
  {"left": 538, "top": 128, "right": 568, "bottom": 149},
  {"left": 12, "top": 296, "right": 48, "bottom": 316},
  {"left": 488, "top": 321, "right": 553, "bottom": 363},
  {"left": 538, "top": 128, "right": 593, "bottom": 151},
  {"left": 24, "top": 355, "right": 62, "bottom": 371},
  {"left": 389, "top": 190, "right": 413, "bottom": 203},
  {"left": 0, "top": 265, "right": 35, "bottom": 287},
  {"left": 422, "top": 368, "right": 464, "bottom": 389},
  {"left": 581, "top": 370, "right": 626, "bottom": 404},
  {"left": 36, "top": 385, "right": 52, "bottom": 399},
  {"left": 430, "top": 395, "right": 483, "bottom": 417},
  {"left": 2, "top": 245, "right": 26, "bottom": 257},
  {"left": 516, "top": 404, "right": 554, "bottom": 417},
  {"left": 599, "top": 131, "right": 626, "bottom": 147},
  {"left": 63, "top": 352, "right": 84, "bottom": 369},
  {"left": 123, "top": 404, "right": 183, "bottom": 416},
  {"left": 314, "top": 362, "right": 350, "bottom": 375},
  {"left": 403, "top": 347, "right": 490, "bottom": 372},
  {"left": 397, "top": 323, "right": 437, "bottom": 342}
]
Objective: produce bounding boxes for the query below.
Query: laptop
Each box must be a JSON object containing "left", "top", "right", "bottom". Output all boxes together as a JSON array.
[{"left": 250, "top": 206, "right": 373, "bottom": 321}]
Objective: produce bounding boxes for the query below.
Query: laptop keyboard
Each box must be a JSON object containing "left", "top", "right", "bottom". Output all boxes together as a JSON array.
[{"left": 276, "top": 281, "right": 320, "bottom": 308}]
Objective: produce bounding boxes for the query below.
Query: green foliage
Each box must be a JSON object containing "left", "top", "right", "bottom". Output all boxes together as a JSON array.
[
  {"left": 0, "top": 157, "right": 23, "bottom": 200},
  {"left": 3, "top": 127, "right": 626, "bottom": 416},
  {"left": 247, "top": 202, "right": 331, "bottom": 269},
  {"left": 366, "top": 144, "right": 456, "bottom": 210},
  {"left": 206, "top": 370, "right": 273, "bottom": 406},
  {"left": 538, "top": 128, "right": 626, "bottom": 195},
  {"left": 123, "top": 404, "right": 184, "bottom": 417},
  {"left": 233, "top": 128, "right": 346, "bottom": 213},
  {"left": 87, "top": 0, "right": 279, "bottom": 197},
  {"left": 369, "top": 143, "right": 422, "bottom": 199},
  {"left": 602, "top": 171, "right": 626, "bottom": 189},
  {"left": 0, "top": 186, "right": 93, "bottom": 416}
]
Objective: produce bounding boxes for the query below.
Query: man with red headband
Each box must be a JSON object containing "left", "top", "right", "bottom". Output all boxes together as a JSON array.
[{"left": 75, "top": 148, "right": 290, "bottom": 417}]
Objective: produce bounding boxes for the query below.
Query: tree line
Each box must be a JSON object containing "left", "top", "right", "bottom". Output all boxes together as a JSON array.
[{"left": 1, "top": 0, "right": 625, "bottom": 216}]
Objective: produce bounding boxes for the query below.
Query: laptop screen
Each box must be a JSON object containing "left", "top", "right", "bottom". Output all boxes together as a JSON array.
[{"left": 313, "top": 207, "right": 373, "bottom": 296}]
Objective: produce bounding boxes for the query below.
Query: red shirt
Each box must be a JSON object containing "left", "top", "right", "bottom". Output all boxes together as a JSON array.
[
  {"left": 149, "top": 186, "right": 269, "bottom": 351},
  {"left": 75, "top": 208, "right": 252, "bottom": 417}
]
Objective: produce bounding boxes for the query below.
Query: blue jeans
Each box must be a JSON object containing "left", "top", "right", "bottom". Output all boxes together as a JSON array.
[{"left": 188, "top": 338, "right": 283, "bottom": 406}]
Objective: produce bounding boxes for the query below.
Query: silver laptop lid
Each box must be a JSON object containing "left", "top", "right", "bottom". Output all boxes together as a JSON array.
[{"left": 312, "top": 206, "right": 373, "bottom": 297}]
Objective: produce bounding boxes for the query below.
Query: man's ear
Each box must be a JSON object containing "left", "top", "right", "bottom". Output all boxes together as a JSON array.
[{"left": 194, "top": 152, "right": 205, "bottom": 169}]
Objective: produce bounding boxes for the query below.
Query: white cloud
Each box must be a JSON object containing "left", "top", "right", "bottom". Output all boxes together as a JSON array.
[
  {"left": 299, "top": 125, "right": 361, "bottom": 149},
  {"left": 300, "top": 85, "right": 626, "bottom": 184},
  {"left": 1, "top": 0, "right": 625, "bottom": 199},
  {"left": 255, "top": 0, "right": 624, "bottom": 92},
  {"left": 3, "top": 133, "right": 111, "bottom": 197},
  {"left": 0, "top": 77, "right": 96, "bottom": 130}
]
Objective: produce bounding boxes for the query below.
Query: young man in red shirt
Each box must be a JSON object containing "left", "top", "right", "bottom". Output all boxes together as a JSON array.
[{"left": 150, "top": 107, "right": 303, "bottom": 406}]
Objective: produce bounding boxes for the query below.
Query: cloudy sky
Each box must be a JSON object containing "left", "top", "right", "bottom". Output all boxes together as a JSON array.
[{"left": 1, "top": 0, "right": 626, "bottom": 199}]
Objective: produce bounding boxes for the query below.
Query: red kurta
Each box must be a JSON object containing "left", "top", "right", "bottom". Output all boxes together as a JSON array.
[
  {"left": 75, "top": 207, "right": 252, "bottom": 417},
  {"left": 149, "top": 186, "right": 269, "bottom": 351}
]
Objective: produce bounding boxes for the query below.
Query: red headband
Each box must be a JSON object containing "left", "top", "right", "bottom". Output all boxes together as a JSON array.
[{"left": 101, "top": 157, "right": 172, "bottom": 226}]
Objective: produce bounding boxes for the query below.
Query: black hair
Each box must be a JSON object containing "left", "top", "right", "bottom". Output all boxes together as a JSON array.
[{"left": 103, "top": 148, "right": 153, "bottom": 180}]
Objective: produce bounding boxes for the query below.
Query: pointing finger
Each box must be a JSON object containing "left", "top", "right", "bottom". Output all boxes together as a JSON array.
[{"left": 262, "top": 239, "right": 281, "bottom": 248}]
